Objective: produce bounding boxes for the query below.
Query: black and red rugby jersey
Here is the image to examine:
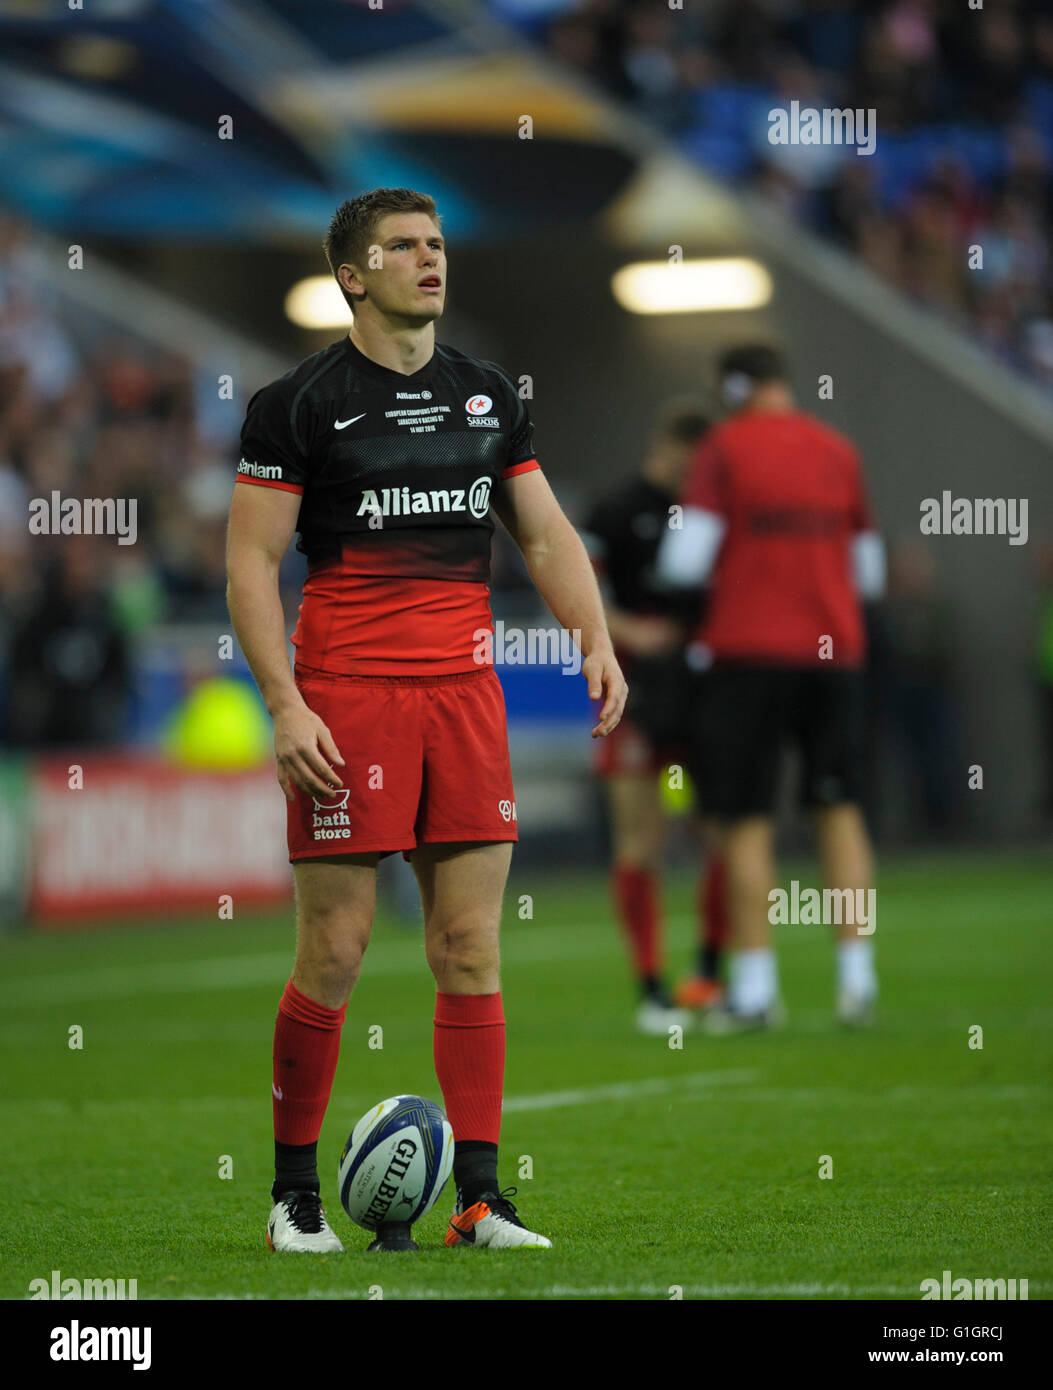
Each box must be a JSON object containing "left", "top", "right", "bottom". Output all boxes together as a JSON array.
[
  {"left": 582, "top": 477, "right": 699, "bottom": 621},
  {"left": 581, "top": 477, "right": 701, "bottom": 667},
  {"left": 236, "top": 335, "right": 540, "bottom": 675}
]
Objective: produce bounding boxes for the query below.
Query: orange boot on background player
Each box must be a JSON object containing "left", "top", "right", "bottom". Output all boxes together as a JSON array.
[{"left": 674, "top": 847, "right": 728, "bottom": 1011}]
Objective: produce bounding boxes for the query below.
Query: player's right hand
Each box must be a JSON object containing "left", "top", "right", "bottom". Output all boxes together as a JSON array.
[{"left": 272, "top": 699, "right": 346, "bottom": 802}]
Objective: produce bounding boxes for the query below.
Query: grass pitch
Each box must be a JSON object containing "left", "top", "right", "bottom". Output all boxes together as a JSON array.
[{"left": 1, "top": 852, "right": 1050, "bottom": 1301}]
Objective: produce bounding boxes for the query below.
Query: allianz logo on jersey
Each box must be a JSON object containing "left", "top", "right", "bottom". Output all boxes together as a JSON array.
[{"left": 356, "top": 476, "right": 492, "bottom": 520}]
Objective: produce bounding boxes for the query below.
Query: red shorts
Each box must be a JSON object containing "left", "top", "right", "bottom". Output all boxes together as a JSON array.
[
  {"left": 593, "top": 713, "right": 686, "bottom": 779},
  {"left": 287, "top": 665, "right": 518, "bottom": 860}
]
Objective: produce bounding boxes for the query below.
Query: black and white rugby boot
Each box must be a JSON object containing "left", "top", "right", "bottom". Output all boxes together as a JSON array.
[{"left": 266, "top": 1190, "right": 344, "bottom": 1253}]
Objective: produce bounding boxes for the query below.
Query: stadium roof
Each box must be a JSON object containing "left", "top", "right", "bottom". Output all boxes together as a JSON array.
[{"left": 0, "top": 0, "right": 636, "bottom": 239}]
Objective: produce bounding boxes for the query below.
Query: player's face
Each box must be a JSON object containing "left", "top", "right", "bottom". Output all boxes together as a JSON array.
[
  {"left": 352, "top": 213, "right": 447, "bottom": 323},
  {"left": 650, "top": 438, "right": 696, "bottom": 491},
  {"left": 666, "top": 441, "right": 697, "bottom": 490}
]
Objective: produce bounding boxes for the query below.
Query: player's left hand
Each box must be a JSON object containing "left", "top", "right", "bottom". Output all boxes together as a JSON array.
[{"left": 584, "top": 648, "right": 628, "bottom": 738}]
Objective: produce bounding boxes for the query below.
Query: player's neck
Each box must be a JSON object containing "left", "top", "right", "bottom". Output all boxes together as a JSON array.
[
  {"left": 641, "top": 458, "right": 677, "bottom": 494},
  {"left": 743, "top": 383, "right": 795, "bottom": 413},
  {"left": 348, "top": 317, "right": 435, "bottom": 376}
]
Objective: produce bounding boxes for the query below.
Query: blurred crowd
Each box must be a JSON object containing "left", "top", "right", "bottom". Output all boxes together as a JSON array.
[
  {"left": 520, "top": 0, "right": 1053, "bottom": 386},
  {"left": 0, "top": 214, "right": 293, "bottom": 746}
]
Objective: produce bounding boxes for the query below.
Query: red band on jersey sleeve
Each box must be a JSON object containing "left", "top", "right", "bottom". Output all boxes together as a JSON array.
[
  {"left": 235, "top": 474, "right": 305, "bottom": 496},
  {"left": 501, "top": 458, "right": 540, "bottom": 481}
]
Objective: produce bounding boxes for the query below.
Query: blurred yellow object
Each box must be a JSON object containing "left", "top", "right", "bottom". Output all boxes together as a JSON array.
[
  {"left": 163, "top": 678, "right": 271, "bottom": 770},
  {"left": 659, "top": 763, "right": 695, "bottom": 817}
]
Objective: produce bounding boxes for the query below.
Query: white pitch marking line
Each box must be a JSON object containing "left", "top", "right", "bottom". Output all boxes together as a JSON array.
[
  {"left": 205, "top": 1282, "right": 942, "bottom": 1301},
  {"left": 3, "top": 1078, "right": 1046, "bottom": 1121},
  {"left": 0, "top": 1070, "right": 760, "bottom": 1120},
  {"left": 502, "top": 1069, "right": 758, "bottom": 1113}
]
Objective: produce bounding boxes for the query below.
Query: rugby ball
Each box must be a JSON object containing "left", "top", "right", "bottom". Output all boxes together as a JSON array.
[{"left": 338, "top": 1095, "right": 454, "bottom": 1232}]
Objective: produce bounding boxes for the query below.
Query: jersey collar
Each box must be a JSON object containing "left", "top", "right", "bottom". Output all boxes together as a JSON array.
[{"left": 342, "top": 333, "right": 438, "bottom": 385}]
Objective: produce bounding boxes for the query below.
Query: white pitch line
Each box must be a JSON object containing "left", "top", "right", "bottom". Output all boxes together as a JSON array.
[
  {"left": 205, "top": 1282, "right": 948, "bottom": 1301},
  {"left": 502, "top": 1069, "right": 758, "bottom": 1112},
  {"left": 3, "top": 1076, "right": 1045, "bottom": 1122},
  {"left": 0, "top": 1070, "right": 761, "bottom": 1120}
]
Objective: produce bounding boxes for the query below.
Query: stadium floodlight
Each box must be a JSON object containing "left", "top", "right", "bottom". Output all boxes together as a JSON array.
[
  {"left": 611, "top": 258, "right": 772, "bottom": 314},
  {"left": 284, "top": 276, "right": 352, "bottom": 329}
]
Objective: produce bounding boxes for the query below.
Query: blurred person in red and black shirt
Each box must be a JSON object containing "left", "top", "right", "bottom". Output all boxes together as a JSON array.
[{"left": 657, "top": 343, "right": 885, "bottom": 1032}]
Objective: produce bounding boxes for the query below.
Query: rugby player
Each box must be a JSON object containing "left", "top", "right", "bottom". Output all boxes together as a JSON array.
[
  {"left": 226, "top": 189, "right": 627, "bottom": 1252},
  {"left": 656, "top": 344, "right": 884, "bottom": 1031},
  {"left": 580, "top": 402, "right": 729, "bottom": 1032}
]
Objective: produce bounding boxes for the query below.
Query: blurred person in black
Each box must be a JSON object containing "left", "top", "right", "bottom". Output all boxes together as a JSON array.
[
  {"left": 580, "top": 401, "right": 729, "bottom": 1034},
  {"left": 3, "top": 536, "right": 131, "bottom": 747}
]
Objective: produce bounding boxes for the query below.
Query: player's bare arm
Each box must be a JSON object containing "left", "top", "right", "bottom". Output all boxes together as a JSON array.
[
  {"left": 603, "top": 605, "right": 683, "bottom": 657},
  {"left": 493, "top": 468, "right": 628, "bottom": 737},
  {"left": 226, "top": 482, "right": 345, "bottom": 801}
]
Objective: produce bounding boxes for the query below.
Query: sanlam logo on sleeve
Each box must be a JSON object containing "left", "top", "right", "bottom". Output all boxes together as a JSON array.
[{"left": 238, "top": 457, "right": 283, "bottom": 481}]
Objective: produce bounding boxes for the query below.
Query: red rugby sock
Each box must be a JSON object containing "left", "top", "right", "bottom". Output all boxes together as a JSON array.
[
  {"left": 612, "top": 863, "right": 660, "bottom": 977},
  {"left": 433, "top": 991, "right": 505, "bottom": 1143},
  {"left": 272, "top": 980, "right": 346, "bottom": 1146}
]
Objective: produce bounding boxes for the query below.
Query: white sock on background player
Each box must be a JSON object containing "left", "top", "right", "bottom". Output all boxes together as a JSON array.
[
  {"left": 836, "top": 940, "right": 877, "bottom": 1000},
  {"left": 730, "top": 947, "right": 778, "bottom": 1014}
]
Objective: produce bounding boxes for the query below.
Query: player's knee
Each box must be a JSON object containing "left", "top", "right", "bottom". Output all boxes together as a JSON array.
[
  {"left": 294, "top": 951, "right": 362, "bottom": 1007},
  {"left": 613, "top": 841, "right": 662, "bottom": 872},
  {"left": 296, "top": 913, "right": 369, "bottom": 1000},
  {"left": 425, "top": 916, "right": 498, "bottom": 983}
]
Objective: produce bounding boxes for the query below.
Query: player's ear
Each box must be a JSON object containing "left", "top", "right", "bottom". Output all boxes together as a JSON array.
[{"left": 338, "top": 263, "right": 365, "bottom": 302}]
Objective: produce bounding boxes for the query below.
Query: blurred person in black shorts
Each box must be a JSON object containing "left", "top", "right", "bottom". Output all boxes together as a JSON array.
[
  {"left": 657, "top": 345, "right": 885, "bottom": 1030},
  {"left": 581, "top": 401, "right": 729, "bottom": 1034}
]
